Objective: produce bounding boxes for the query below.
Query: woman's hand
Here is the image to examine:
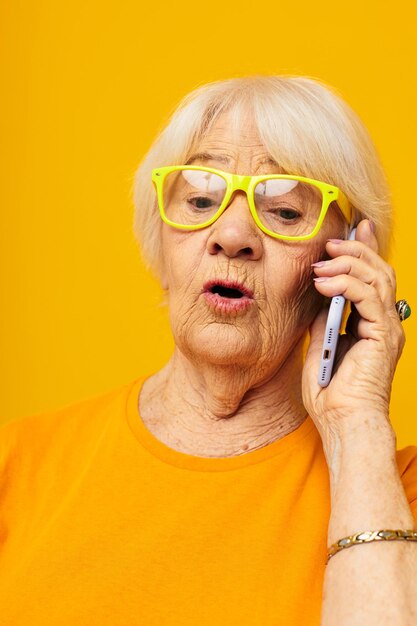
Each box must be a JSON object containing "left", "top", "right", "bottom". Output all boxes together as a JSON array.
[{"left": 302, "top": 219, "right": 405, "bottom": 463}]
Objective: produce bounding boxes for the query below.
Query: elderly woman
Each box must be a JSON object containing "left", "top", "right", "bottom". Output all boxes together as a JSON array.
[{"left": 1, "top": 76, "right": 416, "bottom": 625}]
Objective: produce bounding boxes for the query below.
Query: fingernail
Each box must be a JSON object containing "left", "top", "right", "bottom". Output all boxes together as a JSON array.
[
  {"left": 369, "top": 220, "right": 375, "bottom": 233},
  {"left": 311, "top": 261, "right": 327, "bottom": 267},
  {"left": 327, "top": 238, "right": 343, "bottom": 244},
  {"left": 313, "top": 277, "right": 330, "bottom": 282}
]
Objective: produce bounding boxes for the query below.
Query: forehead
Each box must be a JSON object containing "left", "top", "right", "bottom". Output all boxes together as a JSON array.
[
  {"left": 188, "top": 109, "right": 281, "bottom": 171},
  {"left": 198, "top": 109, "right": 263, "bottom": 148}
]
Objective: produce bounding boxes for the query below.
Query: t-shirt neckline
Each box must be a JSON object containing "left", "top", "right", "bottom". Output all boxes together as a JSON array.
[{"left": 126, "top": 375, "right": 317, "bottom": 472}]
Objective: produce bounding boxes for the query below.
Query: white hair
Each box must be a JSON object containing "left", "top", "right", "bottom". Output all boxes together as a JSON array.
[{"left": 133, "top": 75, "right": 391, "bottom": 279}]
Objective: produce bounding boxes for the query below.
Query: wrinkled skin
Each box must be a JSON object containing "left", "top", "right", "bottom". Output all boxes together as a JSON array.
[{"left": 139, "top": 110, "right": 403, "bottom": 461}]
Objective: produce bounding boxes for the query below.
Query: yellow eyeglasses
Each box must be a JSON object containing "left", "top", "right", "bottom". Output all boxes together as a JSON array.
[{"left": 152, "top": 165, "right": 352, "bottom": 241}]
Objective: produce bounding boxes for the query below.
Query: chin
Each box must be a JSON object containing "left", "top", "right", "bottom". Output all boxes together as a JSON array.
[{"left": 177, "top": 324, "right": 261, "bottom": 367}]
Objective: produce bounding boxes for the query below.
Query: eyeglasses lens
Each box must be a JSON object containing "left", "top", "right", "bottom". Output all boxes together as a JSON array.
[
  {"left": 163, "top": 169, "right": 227, "bottom": 226},
  {"left": 254, "top": 179, "right": 323, "bottom": 237}
]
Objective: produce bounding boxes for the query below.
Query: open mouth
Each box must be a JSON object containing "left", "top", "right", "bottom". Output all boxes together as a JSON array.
[
  {"left": 203, "top": 280, "right": 254, "bottom": 300},
  {"left": 209, "top": 285, "right": 245, "bottom": 299}
]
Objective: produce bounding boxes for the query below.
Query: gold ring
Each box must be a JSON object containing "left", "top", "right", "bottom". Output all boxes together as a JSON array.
[{"left": 395, "top": 300, "right": 411, "bottom": 322}]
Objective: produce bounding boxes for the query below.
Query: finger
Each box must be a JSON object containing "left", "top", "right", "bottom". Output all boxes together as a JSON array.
[
  {"left": 324, "top": 239, "right": 384, "bottom": 270},
  {"left": 313, "top": 274, "right": 405, "bottom": 352},
  {"left": 339, "top": 301, "right": 392, "bottom": 351},
  {"left": 311, "top": 255, "right": 396, "bottom": 310},
  {"left": 322, "top": 218, "right": 397, "bottom": 311},
  {"left": 325, "top": 218, "right": 379, "bottom": 261},
  {"left": 313, "top": 274, "right": 395, "bottom": 338}
]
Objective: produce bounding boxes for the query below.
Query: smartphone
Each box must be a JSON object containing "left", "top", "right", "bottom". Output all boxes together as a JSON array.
[{"left": 318, "top": 227, "right": 357, "bottom": 387}]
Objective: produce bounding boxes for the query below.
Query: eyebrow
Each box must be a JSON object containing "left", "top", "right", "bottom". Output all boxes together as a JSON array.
[
  {"left": 185, "top": 152, "right": 280, "bottom": 168},
  {"left": 185, "top": 152, "right": 232, "bottom": 166}
]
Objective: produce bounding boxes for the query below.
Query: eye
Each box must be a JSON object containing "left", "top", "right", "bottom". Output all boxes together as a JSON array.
[
  {"left": 189, "top": 196, "right": 214, "bottom": 209},
  {"left": 278, "top": 208, "right": 300, "bottom": 220}
]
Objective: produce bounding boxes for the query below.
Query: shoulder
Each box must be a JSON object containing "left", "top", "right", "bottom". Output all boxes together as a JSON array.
[
  {"left": 0, "top": 378, "right": 139, "bottom": 471},
  {"left": 0, "top": 377, "right": 149, "bottom": 535}
]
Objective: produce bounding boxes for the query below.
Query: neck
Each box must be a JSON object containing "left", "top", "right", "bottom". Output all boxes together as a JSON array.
[{"left": 139, "top": 336, "right": 308, "bottom": 458}]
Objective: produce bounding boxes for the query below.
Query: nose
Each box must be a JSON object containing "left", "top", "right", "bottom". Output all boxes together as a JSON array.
[{"left": 206, "top": 191, "right": 263, "bottom": 260}]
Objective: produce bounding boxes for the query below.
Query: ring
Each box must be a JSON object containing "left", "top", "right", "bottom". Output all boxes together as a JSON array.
[{"left": 395, "top": 300, "right": 411, "bottom": 322}]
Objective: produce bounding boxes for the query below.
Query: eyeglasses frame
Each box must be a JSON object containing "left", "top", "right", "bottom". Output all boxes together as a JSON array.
[{"left": 151, "top": 165, "right": 352, "bottom": 241}]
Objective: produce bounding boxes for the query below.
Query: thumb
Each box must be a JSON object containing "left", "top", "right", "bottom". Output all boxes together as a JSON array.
[{"left": 355, "top": 218, "right": 378, "bottom": 253}]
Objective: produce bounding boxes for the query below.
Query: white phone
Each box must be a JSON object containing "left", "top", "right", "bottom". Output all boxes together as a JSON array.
[{"left": 318, "top": 227, "right": 357, "bottom": 387}]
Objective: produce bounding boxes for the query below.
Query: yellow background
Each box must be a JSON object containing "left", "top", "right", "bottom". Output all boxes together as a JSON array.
[{"left": 1, "top": 1, "right": 416, "bottom": 447}]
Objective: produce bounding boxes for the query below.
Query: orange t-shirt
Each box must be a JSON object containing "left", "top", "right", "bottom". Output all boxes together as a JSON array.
[{"left": 1, "top": 375, "right": 417, "bottom": 625}]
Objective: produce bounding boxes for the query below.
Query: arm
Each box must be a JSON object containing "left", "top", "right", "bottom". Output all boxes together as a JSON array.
[
  {"left": 322, "top": 421, "right": 417, "bottom": 625},
  {"left": 303, "top": 219, "right": 417, "bottom": 625}
]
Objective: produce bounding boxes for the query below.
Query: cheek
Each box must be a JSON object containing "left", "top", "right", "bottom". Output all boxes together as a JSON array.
[
  {"left": 265, "top": 239, "right": 324, "bottom": 299},
  {"left": 264, "top": 208, "right": 347, "bottom": 308},
  {"left": 161, "top": 228, "right": 209, "bottom": 307},
  {"left": 260, "top": 241, "right": 326, "bottom": 332},
  {"left": 324, "top": 208, "right": 347, "bottom": 241},
  {"left": 162, "top": 229, "right": 202, "bottom": 285}
]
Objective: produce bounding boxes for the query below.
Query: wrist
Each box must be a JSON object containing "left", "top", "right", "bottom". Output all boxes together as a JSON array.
[
  {"left": 326, "top": 443, "right": 415, "bottom": 546},
  {"left": 321, "top": 413, "right": 396, "bottom": 481}
]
